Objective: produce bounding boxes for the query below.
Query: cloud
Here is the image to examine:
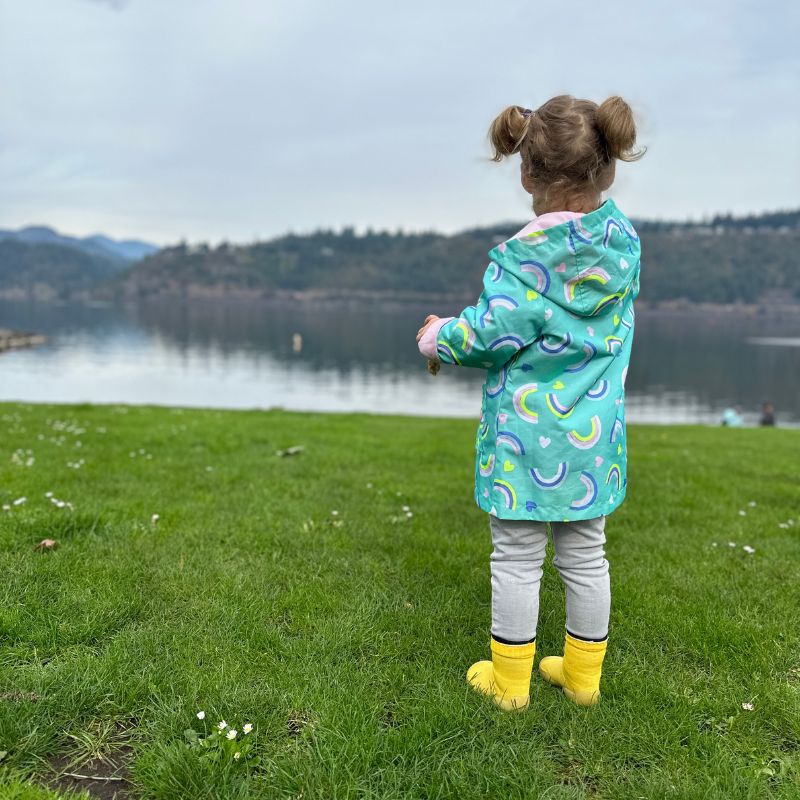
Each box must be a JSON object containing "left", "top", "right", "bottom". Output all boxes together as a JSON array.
[{"left": 2, "top": 0, "right": 798, "bottom": 243}]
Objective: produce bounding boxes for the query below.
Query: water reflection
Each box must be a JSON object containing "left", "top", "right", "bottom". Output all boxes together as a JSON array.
[{"left": 1, "top": 300, "right": 798, "bottom": 424}]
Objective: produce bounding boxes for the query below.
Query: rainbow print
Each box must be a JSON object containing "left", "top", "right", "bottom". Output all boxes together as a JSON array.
[
  {"left": 572, "top": 219, "right": 593, "bottom": 242},
  {"left": 479, "top": 294, "right": 518, "bottom": 328},
  {"left": 586, "top": 380, "right": 610, "bottom": 400},
  {"left": 538, "top": 332, "right": 573, "bottom": 355},
  {"left": 545, "top": 392, "right": 579, "bottom": 419},
  {"left": 454, "top": 320, "right": 476, "bottom": 353},
  {"left": 489, "top": 334, "right": 525, "bottom": 352},
  {"left": 605, "top": 336, "right": 624, "bottom": 355},
  {"left": 530, "top": 462, "right": 569, "bottom": 489},
  {"left": 618, "top": 217, "right": 639, "bottom": 242},
  {"left": 513, "top": 383, "right": 539, "bottom": 424},
  {"left": 520, "top": 260, "right": 551, "bottom": 293},
  {"left": 493, "top": 479, "right": 517, "bottom": 510},
  {"left": 522, "top": 229, "right": 549, "bottom": 245},
  {"left": 602, "top": 218, "right": 623, "bottom": 248},
  {"left": 490, "top": 262, "right": 504, "bottom": 282},
  {"left": 567, "top": 415, "right": 602, "bottom": 450},
  {"left": 565, "top": 339, "right": 597, "bottom": 373},
  {"left": 606, "top": 463, "right": 622, "bottom": 490},
  {"left": 485, "top": 366, "right": 507, "bottom": 398},
  {"left": 479, "top": 453, "right": 496, "bottom": 477},
  {"left": 478, "top": 418, "right": 490, "bottom": 440},
  {"left": 620, "top": 309, "right": 634, "bottom": 330},
  {"left": 436, "top": 342, "right": 460, "bottom": 364},
  {"left": 496, "top": 431, "right": 526, "bottom": 455},
  {"left": 570, "top": 471, "right": 598, "bottom": 510},
  {"left": 591, "top": 293, "right": 624, "bottom": 315},
  {"left": 566, "top": 220, "right": 593, "bottom": 254},
  {"left": 564, "top": 267, "right": 611, "bottom": 303},
  {"left": 610, "top": 417, "right": 624, "bottom": 443}
]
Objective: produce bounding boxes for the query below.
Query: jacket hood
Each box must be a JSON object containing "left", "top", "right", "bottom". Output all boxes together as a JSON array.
[{"left": 489, "top": 199, "right": 641, "bottom": 318}]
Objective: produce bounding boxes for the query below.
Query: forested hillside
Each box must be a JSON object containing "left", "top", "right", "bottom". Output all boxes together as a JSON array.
[
  {"left": 1, "top": 210, "right": 798, "bottom": 305},
  {"left": 112, "top": 209, "right": 800, "bottom": 305}
]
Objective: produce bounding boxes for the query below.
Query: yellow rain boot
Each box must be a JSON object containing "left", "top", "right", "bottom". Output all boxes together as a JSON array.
[
  {"left": 539, "top": 633, "right": 607, "bottom": 707},
  {"left": 467, "top": 638, "right": 535, "bottom": 712}
]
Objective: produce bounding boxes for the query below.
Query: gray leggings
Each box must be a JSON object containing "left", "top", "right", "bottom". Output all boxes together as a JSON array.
[{"left": 489, "top": 515, "right": 610, "bottom": 643}]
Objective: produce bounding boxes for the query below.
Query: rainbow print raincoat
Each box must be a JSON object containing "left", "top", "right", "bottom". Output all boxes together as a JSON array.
[{"left": 428, "top": 199, "right": 640, "bottom": 521}]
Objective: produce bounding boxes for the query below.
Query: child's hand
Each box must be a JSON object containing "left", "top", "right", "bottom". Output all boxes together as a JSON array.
[{"left": 416, "top": 315, "right": 440, "bottom": 343}]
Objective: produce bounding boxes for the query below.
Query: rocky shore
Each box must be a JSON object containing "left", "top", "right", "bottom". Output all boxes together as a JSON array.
[{"left": 0, "top": 328, "right": 46, "bottom": 353}]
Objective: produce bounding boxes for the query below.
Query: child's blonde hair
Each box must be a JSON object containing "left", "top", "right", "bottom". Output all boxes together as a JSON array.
[{"left": 488, "top": 95, "right": 645, "bottom": 206}]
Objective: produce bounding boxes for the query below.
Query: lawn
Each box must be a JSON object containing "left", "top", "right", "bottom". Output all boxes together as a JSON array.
[{"left": 0, "top": 403, "right": 798, "bottom": 799}]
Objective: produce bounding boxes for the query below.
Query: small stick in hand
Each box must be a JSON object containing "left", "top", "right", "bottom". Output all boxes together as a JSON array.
[{"left": 427, "top": 359, "right": 440, "bottom": 376}]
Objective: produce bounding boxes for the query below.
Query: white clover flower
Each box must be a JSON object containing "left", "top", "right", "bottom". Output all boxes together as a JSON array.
[
  {"left": 234, "top": 751, "right": 241, "bottom": 760},
  {"left": 743, "top": 545, "right": 755, "bottom": 554},
  {"left": 226, "top": 729, "right": 238, "bottom": 740},
  {"left": 196, "top": 711, "right": 205, "bottom": 720},
  {"left": 406, "top": 511, "right": 413, "bottom": 518},
  {"left": 366, "top": 482, "right": 373, "bottom": 489},
  {"left": 738, "top": 510, "right": 746, "bottom": 516},
  {"left": 331, "top": 510, "right": 339, "bottom": 516},
  {"left": 728, "top": 542, "right": 736, "bottom": 547},
  {"left": 218, "top": 720, "right": 228, "bottom": 730},
  {"left": 13, "top": 497, "right": 26, "bottom": 506},
  {"left": 151, "top": 513, "right": 160, "bottom": 524},
  {"left": 402, "top": 505, "right": 410, "bottom": 512},
  {"left": 243, "top": 723, "right": 253, "bottom": 734},
  {"left": 711, "top": 542, "right": 718, "bottom": 547},
  {"left": 742, "top": 702, "right": 754, "bottom": 711},
  {"left": 748, "top": 501, "right": 756, "bottom": 507}
]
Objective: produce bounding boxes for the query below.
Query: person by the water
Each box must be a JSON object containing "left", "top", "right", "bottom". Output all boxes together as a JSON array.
[{"left": 417, "top": 94, "right": 645, "bottom": 709}]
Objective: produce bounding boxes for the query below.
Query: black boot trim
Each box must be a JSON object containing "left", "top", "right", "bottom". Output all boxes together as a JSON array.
[
  {"left": 566, "top": 628, "right": 608, "bottom": 643},
  {"left": 491, "top": 633, "right": 536, "bottom": 646}
]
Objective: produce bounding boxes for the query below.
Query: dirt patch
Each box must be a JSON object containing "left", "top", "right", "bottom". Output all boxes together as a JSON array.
[
  {"left": 287, "top": 710, "right": 312, "bottom": 738},
  {"left": 0, "top": 691, "right": 40, "bottom": 701},
  {"left": 48, "top": 746, "right": 134, "bottom": 800},
  {"left": 45, "top": 718, "right": 137, "bottom": 799},
  {"left": 380, "top": 704, "right": 400, "bottom": 729}
]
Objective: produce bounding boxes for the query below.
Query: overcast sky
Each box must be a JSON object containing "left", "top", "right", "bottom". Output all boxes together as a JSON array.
[{"left": 0, "top": 0, "right": 798, "bottom": 245}]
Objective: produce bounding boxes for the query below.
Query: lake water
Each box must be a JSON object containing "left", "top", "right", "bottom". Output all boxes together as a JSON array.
[{"left": 1, "top": 299, "right": 799, "bottom": 425}]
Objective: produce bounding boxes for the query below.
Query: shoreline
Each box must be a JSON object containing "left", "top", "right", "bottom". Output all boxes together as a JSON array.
[
  {"left": 2, "top": 292, "right": 800, "bottom": 316},
  {"left": 0, "top": 399, "right": 797, "bottom": 428}
]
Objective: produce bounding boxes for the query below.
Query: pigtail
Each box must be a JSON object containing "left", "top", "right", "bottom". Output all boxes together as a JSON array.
[
  {"left": 488, "top": 105, "right": 531, "bottom": 162},
  {"left": 596, "top": 96, "right": 646, "bottom": 162}
]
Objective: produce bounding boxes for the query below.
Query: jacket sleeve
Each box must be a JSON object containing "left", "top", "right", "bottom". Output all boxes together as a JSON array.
[{"left": 432, "top": 261, "right": 543, "bottom": 369}]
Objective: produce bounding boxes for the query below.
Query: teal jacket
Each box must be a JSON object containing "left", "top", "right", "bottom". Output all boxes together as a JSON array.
[{"left": 431, "top": 199, "right": 640, "bottom": 521}]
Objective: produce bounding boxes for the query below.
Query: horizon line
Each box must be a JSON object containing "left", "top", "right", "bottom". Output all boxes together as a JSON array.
[{"left": 2, "top": 204, "right": 799, "bottom": 249}]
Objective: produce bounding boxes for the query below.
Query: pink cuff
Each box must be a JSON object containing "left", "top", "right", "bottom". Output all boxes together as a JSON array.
[{"left": 418, "top": 317, "right": 454, "bottom": 359}]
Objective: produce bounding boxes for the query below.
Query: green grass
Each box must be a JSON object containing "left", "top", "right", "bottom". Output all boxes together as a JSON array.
[{"left": 0, "top": 402, "right": 798, "bottom": 799}]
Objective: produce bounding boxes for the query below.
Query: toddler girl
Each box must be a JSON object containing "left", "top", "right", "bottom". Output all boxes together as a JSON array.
[{"left": 417, "top": 95, "right": 644, "bottom": 709}]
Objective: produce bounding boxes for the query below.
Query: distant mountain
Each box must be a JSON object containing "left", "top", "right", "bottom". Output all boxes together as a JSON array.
[
  {"left": 0, "top": 226, "right": 158, "bottom": 263},
  {"left": 0, "top": 239, "right": 131, "bottom": 301},
  {"left": 109, "top": 208, "right": 800, "bottom": 307}
]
